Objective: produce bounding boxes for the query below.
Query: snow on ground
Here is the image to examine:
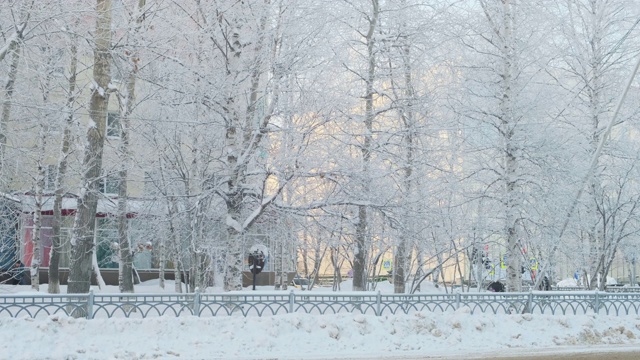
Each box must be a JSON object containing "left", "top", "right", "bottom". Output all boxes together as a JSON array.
[{"left": 2, "top": 280, "right": 640, "bottom": 359}]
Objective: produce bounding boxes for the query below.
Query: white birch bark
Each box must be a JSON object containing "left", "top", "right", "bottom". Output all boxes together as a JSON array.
[
  {"left": 0, "top": 37, "right": 21, "bottom": 185},
  {"left": 116, "top": 0, "right": 147, "bottom": 294},
  {"left": 477, "top": 0, "right": 522, "bottom": 292},
  {"left": 0, "top": 1, "right": 31, "bottom": 182},
  {"left": 30, "top": 121, "right": 50, "bottom": 291},
  {"left": 91, "top": 243, "right": 106, "bottom": 289},
  {"left": 49, "top": 25, "right": 79, "bottom": 294},
  {"left": 156, "top": 155, "right": 182, "bottom": 292},
  {"left": 217, "top": 1, "right": 284, "bottom": 291},
  {"left": 392, "top": 0, "right": 416, "bottom": 294},
  {"left": 353, "top": 0, "right": 379, "bottom": 292},
  {"left": 499, "top": 0, "right": 522, "bottom": 292}
]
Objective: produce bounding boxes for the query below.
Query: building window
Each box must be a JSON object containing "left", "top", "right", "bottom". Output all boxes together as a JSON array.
[
  {"left": 96, "top": 218, "right": 119, "bottom": 269},
  {"left": 107, "top": 112, "right": 120, "bottom": 138},
  {"left": 99, "top": 173, "right": 120, "bottom": 195}
]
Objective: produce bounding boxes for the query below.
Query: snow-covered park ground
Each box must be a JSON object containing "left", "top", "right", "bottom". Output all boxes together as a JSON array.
[{"left": 2, "top": 279, "right": 640, "bottom": 359}]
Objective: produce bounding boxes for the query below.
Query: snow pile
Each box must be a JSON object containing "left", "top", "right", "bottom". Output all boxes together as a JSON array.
[
  {"left": 556, "top": 278, "right": 579, "bottom": 287},
  {"left": 2, "top": 305, "right": 640, "bottom": 359},
  {"left": 555, "top": 276, "right": 618, "bottom": 288}
]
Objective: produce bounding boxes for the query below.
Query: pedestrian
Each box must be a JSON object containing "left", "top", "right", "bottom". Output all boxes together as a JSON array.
[
  {"left": 487, "top": 281, "right": 505, "bottom": 292},
  {"left": 10, "top": 260, "right": 26, "bottom": 285}
]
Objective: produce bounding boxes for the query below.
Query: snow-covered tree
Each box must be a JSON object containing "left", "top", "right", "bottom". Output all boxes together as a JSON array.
[
  {"left": 68, "top": 0, "right": 114, "bottom": 294},
  {"left": 552, "top": 0, "right": 640, "bottom": 289}
]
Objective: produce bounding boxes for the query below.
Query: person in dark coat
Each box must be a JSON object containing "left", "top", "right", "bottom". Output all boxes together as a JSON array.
[
  {"left": 9, "top": 260, "right": 26, "bottom": 285},
  {"left": 487, "top": 281, "right": 505, "bottom": 292}
]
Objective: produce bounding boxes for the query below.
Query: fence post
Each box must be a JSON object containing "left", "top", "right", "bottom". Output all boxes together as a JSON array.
[
  {"left": 594, "top": 290, "right": 600, "bottom": 315},
  {"left": 376, "top": 290, "right": 381, "bottom": 316},
  {"left": 289, "top": 290, "right": 295, "bottom": 313},
  {"left": 194, "top": 287, "right": 201, "bottom": 317},
  {"left": 87, "top": 290, "right": 94, "bottom": 320},
  {"left": 456, "top": 292, "right": 461, "bottom": 310}
]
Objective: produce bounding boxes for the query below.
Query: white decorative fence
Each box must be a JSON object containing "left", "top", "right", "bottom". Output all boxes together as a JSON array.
[{"left": 2, "top": 290, "right": 640, "bottom": 319}]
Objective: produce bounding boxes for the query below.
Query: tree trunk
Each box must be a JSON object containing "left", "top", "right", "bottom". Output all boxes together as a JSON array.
[
  {"left": 31, "top": 127, "right": 49, "bottom": 290},
  {"left": 92, "top": 246, "right": 106, "bottom": 289},
  {"left": 497, "top": 0, "right": 522, "bottom": 292},
  {"left": 224, "top": 213, "right": 243, "bottom": 291},
  {"left": 0, "top": 39, "right": 21, "bottom": 183},
  {"left": 394, "top": 8, "right": 416, "bottom": 293},
  {"left": 33, "top": 40, "right": 60, "bottom": 291},
  {"left": 160, "top": 160, "right": 183, "bottom": 292},
  {"left": 68, "top": 0, "right": 112, "bottom": 294},
  {"left": 169, "top": 202, "right": 183, "bottom": 293},
  {"left": 158, "top": 237, "right": 165, "bottom": 289},
  {"left": 222, "top": 18, "right": 245, "bottom": 290},
  {"left": 117, "top": 0, "right": 146, "bottom": 294},
  {"left": 0, "top": 3, "right": 29, "bottom": 63},
  {"left": 353, "top": 0, "right": 379, "bottom": 292},
  {"left": 117, "top": 146, "right": 134, "bottom": 293},
  {"left": 0, "top": 2, "right": 29, "bottom": 180},
  {"left": 330, "top": 247, "right": 343, "bottom": 291},
  {"left": 49, "top": 35, "right": 78, "bottom": 294}
]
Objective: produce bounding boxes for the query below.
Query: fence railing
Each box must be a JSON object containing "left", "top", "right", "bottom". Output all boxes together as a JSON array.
[
  {"left": 3, "top": 290, "right": 640, "bottom": 319},
  {"left": 552, "top": 286, "right": 640, "bottom": 293}
]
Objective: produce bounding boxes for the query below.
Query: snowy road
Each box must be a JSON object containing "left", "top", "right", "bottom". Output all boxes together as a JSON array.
[
  {"left": 389, "top": 346, "right": 640, "bottom": 359},
  {"left": 492, "top": 352, "right": 640, "bottom": 360},
  {"left": 325, "top": 346, "right": 640, "bottom": 360},
  {"left": 377, "top": 352, "right": 640, "bottom": 359}
]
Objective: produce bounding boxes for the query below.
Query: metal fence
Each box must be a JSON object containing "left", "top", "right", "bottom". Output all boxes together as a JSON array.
[
  {"left": 3, "top": 290, "right": 640, "bottom": 319},
  {"left": 553, "top": 286, "right": 640, "bottom": 293}
]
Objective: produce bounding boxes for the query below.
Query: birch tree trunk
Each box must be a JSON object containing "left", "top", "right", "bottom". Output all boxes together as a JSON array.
[
  {"left": 31, "top": 41, "right": 61, "bottom": 291},
  {"left": 353, "top": 0, "right": 379, "bottom": 292},
  {"left": 170, "top": 206, "right": 183, "bottom": 292},
  {"left": 169, "top": 201, "right": 184, "bottom": 293},
  {"left": 0, "top": 39, "right": 21, "bottom": 183},
  {"left": 393, "top": 2, "right": 416, "bottom": 293},
  {"left": 68, "top": 0, "right": 112, "bottom": 294},
  {"left": 49, "top": 30, "right": 79, "bottom": 294},
  {"left": 585, "top": 3, "right": 605, "bottom": 287},
  {"left": 480, "top": 0, "right": 522, "bottom": 291},
  {"left": 218, "top": 1, "right": 284, "bottom": 291},
  {"left": 157, "top": 156, "right": 182, "bottom": 292},
  {"left": 116, "top": 76, "right": 135, "bottom": 293},
  {"left": 0, "top": 4, "right": 30, "bottom": 179},
  {"left": 31, "top": 115, "right": 51, "bottom": 290},
  {"left": 117, "top": 0, "right": 146, "bottom": 294},
  {"left": 485, "top": 0, "right": 522, "bottom": 292}
]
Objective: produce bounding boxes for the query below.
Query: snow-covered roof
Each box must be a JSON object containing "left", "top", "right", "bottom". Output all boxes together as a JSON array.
[
  {"left": 0, "top": 192, "right": 20, "bottom": 203},
  {"left": 12, "top": 193, "right": 164, "bottom": 217}
]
